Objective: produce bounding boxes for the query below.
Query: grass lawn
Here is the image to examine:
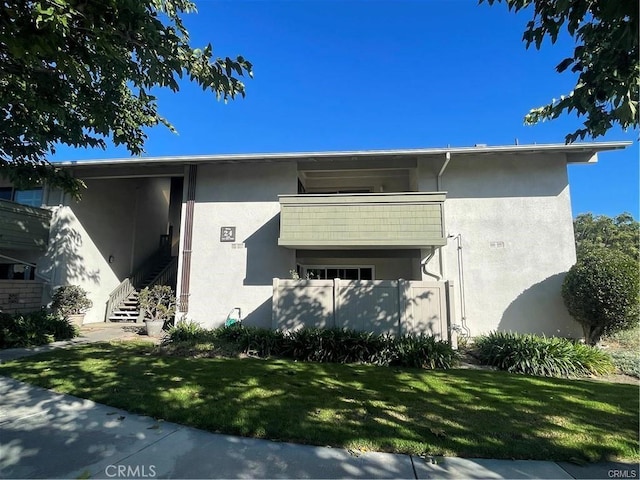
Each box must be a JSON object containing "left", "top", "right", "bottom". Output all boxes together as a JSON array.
[{"left": 0, "top": 341, "right": 637, "bottom": 462}]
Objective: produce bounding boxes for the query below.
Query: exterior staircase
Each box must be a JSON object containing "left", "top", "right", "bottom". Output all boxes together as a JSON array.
[
  {"left": 106, "top": 245, "right": 178, "bottom": 323},
  {"left": 108, "top": 291, "right": 141, "bottom": 322}
]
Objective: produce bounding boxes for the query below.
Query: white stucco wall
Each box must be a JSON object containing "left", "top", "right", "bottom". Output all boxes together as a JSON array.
[
  {"left": 40, "top": 178, "right": 171, "bottom": 324},
  {"left": 181, "top": 162, "right": 297, "bottom": 328},
  {"left": 182, "top": 153, "right": 579, "bottom": 335},
  {"left": 419, "top": 153, "right": 581, "bottom": 337}
]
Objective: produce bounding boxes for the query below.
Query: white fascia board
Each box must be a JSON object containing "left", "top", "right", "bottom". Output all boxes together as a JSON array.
[{"left": 52, "top": 141, "right": 631, "bottom": 169}]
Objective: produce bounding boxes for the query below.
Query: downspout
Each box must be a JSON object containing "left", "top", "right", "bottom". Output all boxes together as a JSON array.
[
  {"left": 436, "top": 151, "right": 451, "bottom": 192},
  {"left": 452, "top": 234, "right": 471, "bottom": 337},
  {"left": 437, "top": 151, "right": 451, "bottom": 278},
  {"left": 421, "top": 247, "right": 441, "bottom": 280}
]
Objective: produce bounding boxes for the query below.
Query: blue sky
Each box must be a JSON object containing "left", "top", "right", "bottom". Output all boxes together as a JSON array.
[{"left": 52, "top": 0, "right": 639, "bottom": 218}]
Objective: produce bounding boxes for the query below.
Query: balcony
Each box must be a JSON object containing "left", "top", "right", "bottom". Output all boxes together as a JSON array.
[
  {"left": 0, "top": 199, "right": 52, "bottom": 250},
  {"left": 278, "top": 192, "right": 446, "bottom": 249}
]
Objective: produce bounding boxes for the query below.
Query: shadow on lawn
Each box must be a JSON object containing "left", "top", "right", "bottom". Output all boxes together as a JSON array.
[{"left": 1, "top": 342, "right": 638, "bottom": 464}]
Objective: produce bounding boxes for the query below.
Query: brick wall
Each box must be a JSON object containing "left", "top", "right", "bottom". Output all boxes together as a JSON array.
[{"left": 0, "top": 280, "right": 45, "bottom": 314}]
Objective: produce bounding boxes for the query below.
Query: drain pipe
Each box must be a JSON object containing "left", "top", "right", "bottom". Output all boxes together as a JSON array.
[
  {"left": 437, "top": 151, "right": 451, "bottom": 192},
  {"left": 421, "top": 247, "right": 441, "bottom": 280},
  {"left": 452, "top": 234, "right": 471, "bottom": 338},
  {"left": 436, "top": 152, "right": 452, "bottom": 281}
]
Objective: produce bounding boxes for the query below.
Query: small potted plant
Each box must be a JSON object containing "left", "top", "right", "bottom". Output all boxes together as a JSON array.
[
  {"left": 138, "top": 285, "right": 176, "bottom": 337},
  {"left": 51, "top": 285, "right": 93, "bottom": 326}
]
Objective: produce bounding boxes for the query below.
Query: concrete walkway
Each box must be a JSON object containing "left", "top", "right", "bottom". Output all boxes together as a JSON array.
[{"left": 0, "top": 326, "right": 637, "bottom": 479}]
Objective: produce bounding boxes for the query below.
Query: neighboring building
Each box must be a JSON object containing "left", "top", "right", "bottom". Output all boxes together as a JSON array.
[
  {"left": 0, "top": 185, "right": 51, "bottom": 313},
  {"left": 0, "top": 142, "right": 629, "bottom": 342}
]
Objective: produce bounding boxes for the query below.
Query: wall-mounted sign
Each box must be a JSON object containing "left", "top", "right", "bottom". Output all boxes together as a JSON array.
[{"left": 220, "top": 226, "right": 236, "bottom": 242}]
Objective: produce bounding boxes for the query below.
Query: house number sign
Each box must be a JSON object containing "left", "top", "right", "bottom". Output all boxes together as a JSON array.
[{"left": 220, "top": 226, "right": 236, "bottom": 242}]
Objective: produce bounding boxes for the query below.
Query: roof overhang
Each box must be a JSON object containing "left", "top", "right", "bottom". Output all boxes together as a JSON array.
[{"left": 53, "top": 141, "right": 631, "bottom": 173}]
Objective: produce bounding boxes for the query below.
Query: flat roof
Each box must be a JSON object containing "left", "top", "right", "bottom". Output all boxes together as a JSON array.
[{"left": 55, "top": 141, "right": 631, "bottom": 168}]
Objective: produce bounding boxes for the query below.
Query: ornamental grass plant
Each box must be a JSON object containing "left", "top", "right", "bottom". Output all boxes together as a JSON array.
[
  {"left": 473, "top": 331, "right": 614, "bottom": 377},
  {"left": 165, "top": 323, "right": 458, "bottom": 369}
]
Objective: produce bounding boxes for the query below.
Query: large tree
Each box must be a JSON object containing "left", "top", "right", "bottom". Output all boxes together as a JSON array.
[
  {"left": 0, "top": 0, "right": 252, "bottom": 197},
  {"left": 483, "top": 0, "right": 639, "bottom": 143},
  {"left": 573, "top": 212, "right": 639, "bottom": 261}
]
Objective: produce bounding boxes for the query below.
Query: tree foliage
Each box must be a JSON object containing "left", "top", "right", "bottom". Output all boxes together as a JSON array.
[
  {"left": 0, "top": 0, "right": 252, "bottom": 196},
  {"left": 573, "top": 212, "right": 639, "bottom": 261},
  {"left": 482, "top": 0, "right": 639, "bottom": 143},
  {"left": 562, "top": 248, "right": 639, "bottom": 345}
]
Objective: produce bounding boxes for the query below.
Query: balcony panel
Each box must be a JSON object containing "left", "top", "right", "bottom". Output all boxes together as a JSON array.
[
  {"left": 278, "top": 192, "right": 446, "bottom": 249},
  {"left": 0, "top": 199, "right": 52, "bottom": 250}
]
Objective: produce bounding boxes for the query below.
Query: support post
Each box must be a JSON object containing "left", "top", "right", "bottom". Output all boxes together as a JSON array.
[
  {"left": 272, "top": 278, "right": 280, "bottom": 330},
  {"left": 333, "top": 278, "right": 341, "bottom": 329},
  {"left": 178, "top": 164, "right": 197, "bottom": 312},
  {"left": 445, "top": 280, "right": 457, "bottom": 349}
]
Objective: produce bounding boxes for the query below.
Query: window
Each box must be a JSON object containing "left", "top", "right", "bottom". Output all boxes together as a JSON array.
[
  {"left": 0, "top": 187, "right": 43, "bottom": 206},
  {"left": 0, "top": 187, "right": 12, "bottom": 201},
  {"left": 13, "top": 188, "right": 43, "bottom": 207},
  {"left": 0, "top": 264, "right": 35, "bottom": 280},
  {"left": 300, "top": 265, "right": 374, "bottom": 280}
]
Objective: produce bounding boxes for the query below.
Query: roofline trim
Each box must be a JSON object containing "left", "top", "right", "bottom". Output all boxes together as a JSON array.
[{"left": 54, "top": 141, "right": 632, "bottom": 168}]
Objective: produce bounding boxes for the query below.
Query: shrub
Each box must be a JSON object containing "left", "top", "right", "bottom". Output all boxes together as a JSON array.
[
  {"left": 51, "top": 285, "right": 92, "bottom": 317},
  {"left": 610, "top": 351, "right": 640, "bottom": 378},
  {"left": 473, "top": 331, "right": 614, "bottom": 377},
  {"left": 165, "top": 324, "right": 457, "bottom": 369},
  {"left": 285, "top": 328, "right": 391, "bottom": 364},
  {"left": 0, "top": 310, "right": 77, "bottom": 348},
  {"left": 391, "top": 334, "right": 458, "bottom": 369},
  {"left": 562, "top": 248, "right": 639, "bottom": 345},
  {"left": 139, "top": 285, "right": 176, "bottom": 323},
  {"left": 166, "top": 319, "right": 212, "bottom": 343}
]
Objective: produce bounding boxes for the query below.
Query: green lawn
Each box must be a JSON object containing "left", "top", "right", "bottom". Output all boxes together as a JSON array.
[{"left": 1, "top": 342, "right": 637, "bottom": 462}]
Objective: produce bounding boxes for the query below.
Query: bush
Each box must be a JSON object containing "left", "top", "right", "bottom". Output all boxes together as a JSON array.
[
  {"left": 473, "top": 331, "right": 614, "bottom": 377},
  {"left": 139, "top": 285, "right": 176, "bottom": 323},
  {"left": 0, "top": 310, "right": 77, "bottom": 348},
  {"left": 51, "top": 285, "right": 92, "bottom": 316},
  {"left": 165, "top": 324, "right": 457, "bottom": 369},
  {"left": 217, "top": 325, "right": 286, "bottom": 357},
  {"left": 166, "top": 319, "right": 214, "bottom": 343},
  {"left": 562, "top": 248, "right": 639, "bottom": 345},
  {"left": 284, "top": 328, "right": 391, "bottom": 364},
  {"left": 391, "top": 334, "right": 458, "bottom": 369}
]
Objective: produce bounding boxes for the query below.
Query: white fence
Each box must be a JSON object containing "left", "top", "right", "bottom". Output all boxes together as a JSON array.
[{"left": 272, "top": 278, "right": 454, "bottom": 340}]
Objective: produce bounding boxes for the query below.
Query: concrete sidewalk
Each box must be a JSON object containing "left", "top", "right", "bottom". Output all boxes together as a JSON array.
[{"left": 0, "top": 329, "right": 637, "bottom": 479}]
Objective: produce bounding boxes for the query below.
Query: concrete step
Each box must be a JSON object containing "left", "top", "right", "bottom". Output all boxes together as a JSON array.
[{"left": 109, "top": 313, "right": 139, "bottom": 319}]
